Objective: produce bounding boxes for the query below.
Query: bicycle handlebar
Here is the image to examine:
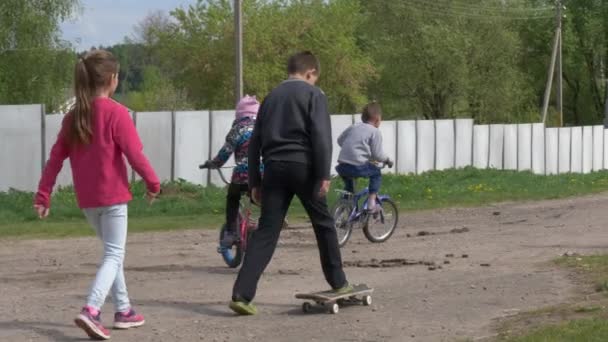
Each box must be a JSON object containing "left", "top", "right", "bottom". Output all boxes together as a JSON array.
[{"left": 198, "top": 163, "right": 231, "bottom": 185}]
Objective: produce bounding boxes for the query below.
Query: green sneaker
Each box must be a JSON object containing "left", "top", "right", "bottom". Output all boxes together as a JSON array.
[
  {"left": 229, "top": 301, "right": 257, "bottom": 315},
  {"left": 333, "top": 284, "right": 354, "bottom": 295}
]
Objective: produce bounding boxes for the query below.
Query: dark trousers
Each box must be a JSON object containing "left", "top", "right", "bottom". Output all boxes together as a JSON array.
[
  {"left": 226, "top": 183, "right": 249, "bottom": 232},
  {"left": 232, "top": 161, "right": 347, "bottom": 302},
  {"left": 335, "top": 162, "right": 382, "bottom": 194}
]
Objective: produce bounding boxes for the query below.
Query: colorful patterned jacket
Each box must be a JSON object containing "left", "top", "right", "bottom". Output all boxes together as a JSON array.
[{"left": 210, "top": 117, "right": 260, "bottom": 184}]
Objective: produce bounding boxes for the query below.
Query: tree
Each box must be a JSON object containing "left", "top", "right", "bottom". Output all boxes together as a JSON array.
[
  {"left": 0, "top": 0, "right": 79, "bottom": 112},
  {"left": 119, "top": 65, "right": 193, "bottom": 111},
  {"left": 147, "top": 0, "right": 375, "bottom": 112},
  {"left": 519, "top": 0, "right": 608, "bottom": 125},
  {"left": 361, "top": 0, "right": 537, "bottom": 122}
]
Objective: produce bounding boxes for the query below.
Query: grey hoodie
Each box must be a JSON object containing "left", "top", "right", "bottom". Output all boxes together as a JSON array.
[{"left": 337, "top": 122, "right": 388, "bottom": 166}]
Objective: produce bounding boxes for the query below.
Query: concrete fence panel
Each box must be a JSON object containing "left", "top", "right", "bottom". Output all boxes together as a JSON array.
[
  {"left": 593, "top": 125, "right": 604, "bottom": 171},
  {"left": 570, "top": 127, "right": 583, "bottom": 173},
  {"left": 454, "top": 119, "right": 473, "bottom": 168},
  {"left": 135, "top": 111, "right": 173, "bottom": 182},
  {"left": 0, "top": 105, "right": 43, "bottom": 192},
  {"left": 531, "top": 123, "right": 545, "bottom": 175},
  {"left": 330, "top": 115, "right": 355, "bottom": 175},
  {"left": 397, "top": 120, "right": 416, "bottom": 174},
  {"left": 379, "top": 120, "right": 397, "bottom": 174},
  {"left": 489, "top": 124, "right": 504, "bottom": 169},
  {"left": 473, "top": 125, "right": 489, "bottom": 169},
  {"left": 174, "top": 111, "right": 210, "bottom": 186},
  {"left": 517, "top": 124, "right": 532, "bottom": 171},
  {"left": 44, "top": 114, "right": 72, "bottom": 187},
  {"left": 416, "top": 120, "right": 435, "bottom": 174},
  {"left": 209, "top": 110, "right": 236, "bottom": 186},
  {"left": 604, "top": 129, "right": 608, "bottom": 170},
  {"left": 545, "top": 128, "right": 558, "bottom": 175},
  {"left": 435, "top": 120, "right": 455, "bottom": 170},
  {"left": 503, "top": 124, "right": 518, "bottom": 170},
  {"left": 582, "top": 126, "right": 593, "bottom": 174},
  {"left": 558, "top": 127, "right": 571, "bottom": 173}
]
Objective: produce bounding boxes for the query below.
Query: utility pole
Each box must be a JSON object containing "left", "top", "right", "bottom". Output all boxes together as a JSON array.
[
  {"left": 541, "top": 0, "right": 563, "bottom": 125},
  {"left": 604, "top": 79, "right": 608, "bottom": 128},
  {"left": 234, "top": 0, "right": 243, "bottom": 102},
  {"left": 556, "top": 0, "right": 563, "bottom": 126}
]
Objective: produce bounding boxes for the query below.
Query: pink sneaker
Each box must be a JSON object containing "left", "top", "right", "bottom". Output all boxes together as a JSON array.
[
  {"left": 114, "top": 308, "right": 145, "bottom": 329},
  {"left": 74, "top": 307, "right": 111, "bottom": 340}
]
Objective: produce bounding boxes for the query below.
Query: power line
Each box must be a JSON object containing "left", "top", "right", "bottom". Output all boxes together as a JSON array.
[
  {"left": 406, "top": 0, "right": 554, "bottom": 17},
  {"left": 404, "top": 1, "right": 555, "bottom": 20},
  {"left": 447, "top": 0, "right": 553, "bottom": 13}
]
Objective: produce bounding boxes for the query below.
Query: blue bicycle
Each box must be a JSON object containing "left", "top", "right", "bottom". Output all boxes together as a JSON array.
[{"left": 332, "top": 164, "right": 399, "bottom": 247}]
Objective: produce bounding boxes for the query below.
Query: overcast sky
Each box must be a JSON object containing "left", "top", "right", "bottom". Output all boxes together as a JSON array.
[{"left": 60, "top": 0, "right": 197, "bottom": 50}]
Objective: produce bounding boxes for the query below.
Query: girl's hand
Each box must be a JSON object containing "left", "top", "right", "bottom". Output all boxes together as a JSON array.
[
  {"left": 146, "top": 190, "right": 160, "bottom": 205},
  {"left": 33, "top": 204, "right": 50, "bottom": 219}
]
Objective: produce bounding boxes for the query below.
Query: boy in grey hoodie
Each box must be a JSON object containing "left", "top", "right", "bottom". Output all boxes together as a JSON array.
[{"left": 336, "top": 102, "right": 393, "bottom": 211}]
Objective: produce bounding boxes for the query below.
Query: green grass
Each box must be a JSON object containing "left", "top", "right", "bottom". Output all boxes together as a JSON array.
[
  {"left": 556, "top": 255, "right": 608, "bottom": 294},
  {"left": 3, "top": 167, "right": 608, "bottom": 239},
  {"left": 497, "top": 255, "right": 608, "bottom": 342},
  {"left": 502, "top": 319, "right": 608, "bottom": 342}
]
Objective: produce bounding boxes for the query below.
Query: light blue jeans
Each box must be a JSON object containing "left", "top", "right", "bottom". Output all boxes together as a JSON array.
[{"left": 83, "top": 204, "right": 130, "bottom": 312}]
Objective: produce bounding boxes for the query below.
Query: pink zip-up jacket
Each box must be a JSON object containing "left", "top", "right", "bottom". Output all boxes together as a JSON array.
[{"left": 35, "top": 97, "right": 160, "bottom": 209}]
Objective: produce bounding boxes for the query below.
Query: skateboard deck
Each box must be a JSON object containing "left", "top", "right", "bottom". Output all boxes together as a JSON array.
[
  {"left": 296, "top": 284, "right": 372, "bottom": 302},
  {"left": 295, "top": 284, "right": 373, "bottom": 314}
]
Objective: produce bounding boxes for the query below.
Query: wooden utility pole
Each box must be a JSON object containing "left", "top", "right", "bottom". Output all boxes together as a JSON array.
[
  {"left": 541, "top": 0, "right": 563, "bottom": 125},
  {"left": 556, "top": 0, "right": 563, "bottom": 126},
  {"left": 604, "top": 79, "right": 608, "bottom": 127},
  {"left": 234, "top": 0, "right": 243, "bottom": 102}
]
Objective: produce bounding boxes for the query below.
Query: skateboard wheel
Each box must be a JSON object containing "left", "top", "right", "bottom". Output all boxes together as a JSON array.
[
  {"left": 302, "top": 302, "right": 312, "bottom": 313},
  {"left": 362, "top": 295, "right": 372, "bottom": 306},
  {"left": 329, "top": 303, "right": 339, "bottom": 314}
]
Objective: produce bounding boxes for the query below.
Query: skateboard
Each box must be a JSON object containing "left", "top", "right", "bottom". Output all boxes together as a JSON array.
[{"left": 295, "top": 284, "right": 373, "bottom": 314}]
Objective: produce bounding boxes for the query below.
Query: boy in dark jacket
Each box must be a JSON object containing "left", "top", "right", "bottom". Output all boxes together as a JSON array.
[{"left": 229, "top": 51, "right": 351, "bottom": 315}]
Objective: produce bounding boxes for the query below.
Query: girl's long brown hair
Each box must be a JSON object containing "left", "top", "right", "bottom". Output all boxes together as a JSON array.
[{"left": 68, "top": 50, "right": 119, "bottom": 145}]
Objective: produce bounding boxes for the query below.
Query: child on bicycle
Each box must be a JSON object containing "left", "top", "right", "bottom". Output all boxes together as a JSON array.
[
  {"left": 336, "top": 102, "right": 393, "bottom": 213},
  {"left": 34, "top": 50, "right": 160, "bottom": 340},
  {"left": 203, "top": 95, "right": 260, "bottom": 248}
]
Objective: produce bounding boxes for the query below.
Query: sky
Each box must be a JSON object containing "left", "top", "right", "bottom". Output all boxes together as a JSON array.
[{"left": 60, "top": 0, "right": 197, "bottom": 51}]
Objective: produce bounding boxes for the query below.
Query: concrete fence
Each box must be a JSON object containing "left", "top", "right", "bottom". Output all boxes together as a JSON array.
[{"left": 1, "top": 104, "right": 607, "bottom": 192}]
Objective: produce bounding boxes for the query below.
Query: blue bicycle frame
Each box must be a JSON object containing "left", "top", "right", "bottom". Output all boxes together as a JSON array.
[{"left": 341, "top": 187, "right": 391, "bottom": 225}]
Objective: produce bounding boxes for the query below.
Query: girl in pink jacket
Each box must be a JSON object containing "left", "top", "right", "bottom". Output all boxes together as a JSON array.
[{"left": 34, "top": 50, "right": 160, "bottom": 340}]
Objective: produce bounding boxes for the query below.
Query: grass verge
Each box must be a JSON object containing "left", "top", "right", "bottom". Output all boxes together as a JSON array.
[
  {"left": 496, "top": 254, "right": 608, "bottom": 342},
  {"left": 3, "top": 167, "right": 608, "bottom": 239}
]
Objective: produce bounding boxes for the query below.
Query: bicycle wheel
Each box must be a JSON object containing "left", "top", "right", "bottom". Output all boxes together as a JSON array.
[
  {"left": 332, "top": 201, "right": 353, "bottom": 247},
  {"left": 363, "top": 198, "right": 398, "bottom": 243},
  {"left": 218, "top": 224, "right": 243, "bottom": 268}
]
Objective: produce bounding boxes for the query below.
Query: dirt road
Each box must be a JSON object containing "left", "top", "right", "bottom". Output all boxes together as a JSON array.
[{"left": 2, "top": 194, "right": 608, "bottom": 342}]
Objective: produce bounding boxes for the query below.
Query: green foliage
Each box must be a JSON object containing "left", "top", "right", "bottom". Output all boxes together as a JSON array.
[
  {"left": 1, "top": 0, "right": 606, "bottom": 124},
  {"left": 118, "top": 65, "right": 193, "bottom": 111},
  {"left": 361, "top": 0, "right": 537, "bottom": 121},
  {"left": 520, "top": 0, "right": 608, "bottom": 126},
  {"left": 150, "top": 0, "right": 375, "bottom": 112},
  {"left": 0, "top": 0, "right": 79, "bottom": 112}
]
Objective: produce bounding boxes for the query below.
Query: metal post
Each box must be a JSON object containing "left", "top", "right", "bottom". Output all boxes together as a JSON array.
[{"left": 234, "top": 0, "right": 243, "bottom": 102}]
